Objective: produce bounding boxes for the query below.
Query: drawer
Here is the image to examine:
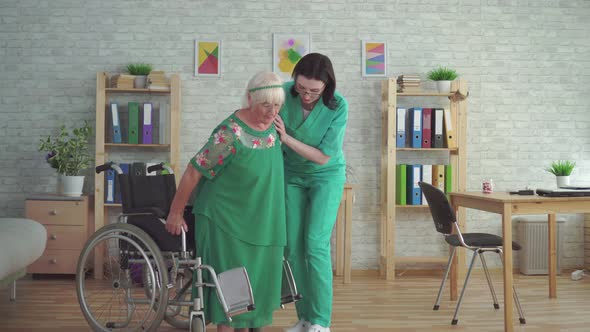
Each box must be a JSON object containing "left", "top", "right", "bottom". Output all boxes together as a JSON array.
[
  {"left": 45, "top": 225, "right": 87, "bottom": 250},
  {"left": 27, "top": 249, "right": 79, "bottom": 274},
  {"left": 26, "top": 199, "right": 87, "bottom": 226}
]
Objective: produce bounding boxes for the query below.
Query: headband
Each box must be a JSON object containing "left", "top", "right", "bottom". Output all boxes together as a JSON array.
[{"left": 248, "top": 84, "right": 283, "bottom": 93}]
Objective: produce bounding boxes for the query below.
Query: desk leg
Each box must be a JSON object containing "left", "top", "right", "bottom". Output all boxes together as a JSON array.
[
  {"left": 548, "top": 213, "right": 557, "bottom": 298},
  {"left": 502, "top": 205, "right": 514, "bottom": 332}
]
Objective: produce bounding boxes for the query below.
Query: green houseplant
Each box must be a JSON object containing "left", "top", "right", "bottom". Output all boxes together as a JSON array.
[
  {"left": 545, "top": 160, "right": 575, "bottom": 187},
  {"left": 427, "top": 66, "right": 458, "bottom": 93},
  {"left": 127, "top": 63, "right": 153, "bottom": 88},
  {"left": 38, "top": 121, "right": 93, "bottom": 196}
]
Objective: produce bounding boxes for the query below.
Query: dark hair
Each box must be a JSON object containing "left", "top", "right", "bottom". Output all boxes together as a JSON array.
[{"left": 290, "top": 53, "right": 338, "bottom": 110}]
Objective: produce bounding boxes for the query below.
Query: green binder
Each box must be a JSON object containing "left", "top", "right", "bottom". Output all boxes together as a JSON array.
[
  {"left": 128, "top": 102, "right": 139, "bottom": 144},
  {"left": 396, "top": 164, "right": 406, "bottom": 205},
  {"left": 445, "top": 164, "right": 453, "bottom": 196}
]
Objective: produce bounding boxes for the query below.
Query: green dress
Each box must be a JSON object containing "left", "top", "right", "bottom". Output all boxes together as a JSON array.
[{"left": 189, "top": 112, "right": 286, "bottom": 328}]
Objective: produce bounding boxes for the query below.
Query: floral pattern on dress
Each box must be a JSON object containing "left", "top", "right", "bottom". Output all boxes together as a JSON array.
[
  {"left": 230, "top": 120, "right": 242, "bottom": 137},
  {"left": 266, "top": 134, "right": 276, "bottom": 147}
]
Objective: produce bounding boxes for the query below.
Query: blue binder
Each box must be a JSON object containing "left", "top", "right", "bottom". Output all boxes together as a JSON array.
[
  {"left": 406, "top": 164, "right": 422, "bottom": 205},
  {"left": 408, "top": 108, "right": 422, "bottom": 148},
  {"left": 105, "top": 169, "right": 115, "bottom": 203},
  {"left": 110, "top": 103, "right": 122, "bottom": 143},
  {"left": 114, "top": 163, "right": 130, "bottom": 203},
  {"left": 396, "top": 107, "right": 406, "bottom": 148}
]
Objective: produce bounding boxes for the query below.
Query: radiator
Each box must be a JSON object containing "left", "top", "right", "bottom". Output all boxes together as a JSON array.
[{"left": 516, "top": 217, "right": 564, "bottom": 275}]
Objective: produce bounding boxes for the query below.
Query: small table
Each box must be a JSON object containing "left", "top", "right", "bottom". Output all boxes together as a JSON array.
[
  {"left": 334, "top": 184, "right": 354, "bottom": 284},
  {"left": 449, "top": 191, "right": 590, "bottom": 332}
]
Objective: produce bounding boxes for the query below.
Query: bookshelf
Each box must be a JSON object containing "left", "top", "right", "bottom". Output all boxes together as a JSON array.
[
  {"left": 380, "top": 78, "right": 468, "bottom": 280},
  {"left": 93, "top": 72, "right": 181, "bottom": 277}
]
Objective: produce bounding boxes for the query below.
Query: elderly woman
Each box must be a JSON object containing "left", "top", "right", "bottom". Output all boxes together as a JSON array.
[{"left": 165, "top": 71, "right": 286, "bottom": 332}]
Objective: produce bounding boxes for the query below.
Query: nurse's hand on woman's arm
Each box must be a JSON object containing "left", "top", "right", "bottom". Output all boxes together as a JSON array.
[{"left": 274, "top": 115, "right": 330, "bottom": 165}]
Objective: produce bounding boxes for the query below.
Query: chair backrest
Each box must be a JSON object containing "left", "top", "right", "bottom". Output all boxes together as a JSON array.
[
  {"left": 119, "top": 174, "right": 177, "bottom": 216},
  {"left": 418, "top": 181, "right": 456, "bottom": 235}
]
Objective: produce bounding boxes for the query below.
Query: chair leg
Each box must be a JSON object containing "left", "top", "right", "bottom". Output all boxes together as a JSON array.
[
  {"left": 451, "top": 249, "right": 478, "bottom": 325},
  {"left": 433, "top": 246, "right": 456, "bottom": 310},
  {"left": 479, "top": 251, "right": 500, "bottom": 309},
  {"left": 498, "top": 250, "right": 526, "bottom": 324}
]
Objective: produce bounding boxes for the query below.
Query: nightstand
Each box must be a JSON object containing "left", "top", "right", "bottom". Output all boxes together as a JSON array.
[{"left": 25, "top": 194, "right": 94, "bottom": 274}]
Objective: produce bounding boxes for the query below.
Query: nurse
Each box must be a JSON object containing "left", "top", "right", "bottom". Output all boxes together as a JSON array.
[{"left": 273, "top": 53, "right": 348, "bottom": 332}]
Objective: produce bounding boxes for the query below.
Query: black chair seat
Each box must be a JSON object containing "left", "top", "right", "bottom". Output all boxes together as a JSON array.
[{"left": 445, "top": 233, "right": 521, "bottom": 250}]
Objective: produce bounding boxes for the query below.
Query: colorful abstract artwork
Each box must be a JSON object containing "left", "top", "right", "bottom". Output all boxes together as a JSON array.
[
  {"left": 273, "top": 33, "right": 311, "bottom": 81},
  {"left": 195, "top": 40, "right": 221, "bottom": 77},
  {"left": 361, "top": 40, "right": 387, "bottom": 78}
]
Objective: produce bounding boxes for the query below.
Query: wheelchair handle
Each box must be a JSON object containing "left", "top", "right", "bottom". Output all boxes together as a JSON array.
[
  {"left": 147, "top": 162, "right": 174, "bottom": 175},
  {"left": 95, "top": 162, "right": 123, "bottom": 175}
]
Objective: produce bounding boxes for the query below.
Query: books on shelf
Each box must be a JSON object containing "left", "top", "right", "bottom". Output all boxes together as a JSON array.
[
  {"left": 397, "top": 74, "right": 422, "bottom": 92},
  {"left": 110, "top": 74, "right": 135, "bottom": 89},
  {"left": 396, "top": 107, "right": 454, "bottom": 149},
  {"left": 147, "top": 71, "right": 170, "bottom": 91},
  {"left": 106, "top": 102, "right": 168, "bottom": 145}
]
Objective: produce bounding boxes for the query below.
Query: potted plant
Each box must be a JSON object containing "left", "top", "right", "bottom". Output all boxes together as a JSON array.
[
  {"left": 427, "top": 66, "right": 458, "bottom": 93},
  {"left": 126, "top": 63, "right": 153, "bottom": 88},
  {"left": 38, "top": 121, "right": 94, "bottom": 196},
  {"left": 545, "top": 160, "right": 576, "bottom": 188}
]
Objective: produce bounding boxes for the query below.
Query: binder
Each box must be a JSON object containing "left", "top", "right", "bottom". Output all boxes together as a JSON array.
[
  {"left": 407, "top": 108, "right": 422, "bottom": 148},
  {"left": 114, "top": 163, "right": 129, "bottom": 203},
  {"left": 432, "top": 165, "right": 445, "bottom": 192},
  {"left": 110, "top": 103, "right": 122, "bottom": 143},
  {"left": 421, "top": 108, "right": 432, "bottom": 148},
  {"left": 432, "top": 108, "right": 444, "bottom": 148},
  {"left": 128, "top": 102, "right": 140, "bottom": 144},
  {"left": 445, "top": 164, "right": 453, "bottom": 196},
  {"left": 406, "top": 164, "right": 422, "bottom": 205},
  {"left": 131, "top": 162, "right": 147, "bottom": 176},
  {"left": 396, "top": 107, "right": 406, "bottom": 148},
  {"left": 396, "top": 164, "right": 407, "bottom": 205},
  {"left": 142, "top": 103, "right": 153, "bottom": 144},
  {"left": 421, "top": 164, "right": 432, "bottom": 205},
  {"left": 105, "top": 169, "right": 115, "bottom": 203},
  {"left": 159, "top": 103, "right": 167, "bottom": 144},
  {"left": 443, "top": 108, "right": 457, "bottom": 149}
]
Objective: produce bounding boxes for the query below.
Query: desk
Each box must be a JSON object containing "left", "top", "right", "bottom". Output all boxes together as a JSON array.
[
  {"left": 450, "top": 192, "right": 590, "bottom": 332},
  {"left": 334, "top": 184, "right": 354, "bottom": 284}
]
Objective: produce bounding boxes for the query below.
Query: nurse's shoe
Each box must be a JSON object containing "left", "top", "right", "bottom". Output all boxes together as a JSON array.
[
  {"left": 307, "top": 324, "right": 330, "bottom": 332},
  {"left": 285, "top": 320, "right": 310, "bottom": 332}
]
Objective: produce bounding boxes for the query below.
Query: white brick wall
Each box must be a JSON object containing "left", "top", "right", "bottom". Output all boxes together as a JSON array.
[{"left": 1, "top": 0, "right": 589, "bottom": 270}]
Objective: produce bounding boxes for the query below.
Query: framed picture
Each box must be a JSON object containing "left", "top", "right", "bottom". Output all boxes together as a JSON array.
[
  {"left": 361, "top": 40, "right": 387, "bottom": 78},
  {"left": 195, "top": 40, "right": 221, "bottom": 77},
  {"left": 273, "top": 33, "right": 311, "bottom": 81}
]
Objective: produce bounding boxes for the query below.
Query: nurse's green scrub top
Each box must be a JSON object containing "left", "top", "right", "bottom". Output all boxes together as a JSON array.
[{"left": 280, "top": 81, "right": 348, "bottom": 178}]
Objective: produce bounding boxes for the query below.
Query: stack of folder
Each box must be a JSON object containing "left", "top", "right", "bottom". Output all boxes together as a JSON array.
[
  {"left": 395, "top": 107, "right": 456, "bottom": 149},
  {"left": 147, "top": 71, "right": 170, "bottom": 91},
  {"left": 110, "top": 74, "right": 135, "bottom": 89},
  {"left": 395, "top": 164, "right": 453, "bottom": 206},
  {"left": 397, "top": 75, "right": 421, "bottom": 92}
]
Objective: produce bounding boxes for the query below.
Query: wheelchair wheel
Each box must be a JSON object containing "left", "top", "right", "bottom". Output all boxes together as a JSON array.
[
  {"left": 143, "top": 262, "right": 192, "bottom": 329},
  {"left": 76, "top": 223, "right": 169, "bottom": 332},
  {"left": 190, "top": 316, "right": 205, "bottom": 332}
]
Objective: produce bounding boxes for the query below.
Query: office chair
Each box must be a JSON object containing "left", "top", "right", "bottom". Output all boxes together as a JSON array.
[{"left": 418, "top": 181, "right": 526, "bottom": 325}]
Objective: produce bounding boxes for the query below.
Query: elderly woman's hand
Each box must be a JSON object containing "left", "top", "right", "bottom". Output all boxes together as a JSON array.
[
  {"left": 165, "top": 212, "right": 188, "bottom": 236},
  {"left": 273, "top": 115, "right": 290, "bottom": 143}
]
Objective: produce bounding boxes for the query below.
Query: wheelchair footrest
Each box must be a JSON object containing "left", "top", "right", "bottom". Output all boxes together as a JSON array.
[{"left": 217, "top": 267, "right": 255, "bottom": 317}]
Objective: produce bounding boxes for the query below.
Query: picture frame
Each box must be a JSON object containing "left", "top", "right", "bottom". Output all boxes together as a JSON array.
[
  {"left": 195, "top": 40, "right": 221, "bottom": 77},
  {"left": 361, "top": 40, "right": 387, "bottom": 78},
  {"left": 273, "top": 33, "right": 311, "bottom": 81}
]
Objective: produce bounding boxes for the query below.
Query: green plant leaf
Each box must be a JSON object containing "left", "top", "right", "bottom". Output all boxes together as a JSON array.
[
  {"left": 427, "top": 66, "right": 458, "bottom": 81},
  {"left": 545, "top": 160, "right": 575, "bottom": 176}
]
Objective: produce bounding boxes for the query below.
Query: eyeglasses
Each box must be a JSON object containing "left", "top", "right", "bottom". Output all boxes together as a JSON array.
[{"left": 294, "top": 83, "right": 324, "bottom": 98}]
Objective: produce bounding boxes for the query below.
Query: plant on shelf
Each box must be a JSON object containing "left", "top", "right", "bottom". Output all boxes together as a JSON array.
[
  {"left": 38, "top": 121, "right": 93, "bottom": 196},
  {"left": 126, "top": 63, "right": 153, "bottom": 88},
  {"left": 427, "top": 66, "right": 458, "bottom": 93},
  {"left": 545, "top": 160, "right": 576, "bottom": 188}
]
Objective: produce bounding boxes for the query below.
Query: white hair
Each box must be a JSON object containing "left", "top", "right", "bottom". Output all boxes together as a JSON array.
[{"left": 242, "top": 71, "right": 284, "bottom": 108}]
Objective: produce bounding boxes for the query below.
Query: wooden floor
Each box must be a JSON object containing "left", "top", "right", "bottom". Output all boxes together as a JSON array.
[{"left": 1, "top": 272, "right": 589, "bottom": 331}]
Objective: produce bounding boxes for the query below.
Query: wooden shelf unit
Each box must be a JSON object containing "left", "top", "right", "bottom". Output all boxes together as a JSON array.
[
  {"left": 380, "top": 78, "right": 468, "bottom": 280},
  {"left": 93, "top": 72, "right": 181, "bottom": 277}
]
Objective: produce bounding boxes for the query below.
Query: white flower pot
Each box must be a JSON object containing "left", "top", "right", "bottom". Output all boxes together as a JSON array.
[
  {"left": 59, "top": 175, "right": 85, "bottom": 196},
  {"left": 556, "top": 176, "right": 570, "bottom": 188},
  {"left": 134, "top": 75, "right": 148, "bottom": 89},
  {"left": 436, "top": 80, "right": 452, "bottom": 93}
]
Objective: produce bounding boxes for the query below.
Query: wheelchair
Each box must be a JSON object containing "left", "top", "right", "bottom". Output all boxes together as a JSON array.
[{"left": 76, "top": 162, "right": 300, "bottom": 332}]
